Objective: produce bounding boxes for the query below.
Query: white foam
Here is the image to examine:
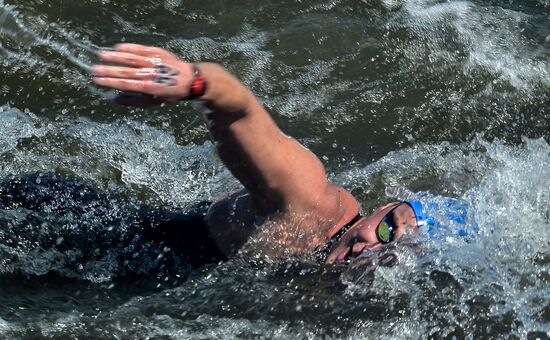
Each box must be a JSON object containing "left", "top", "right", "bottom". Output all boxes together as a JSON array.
[
  {"left": 0, "top": 106, "right": 47, "bottom": 153},
  {"left": 400, "top": 0, "right": 549, "bottom": 91},
  {"left": 0, "top": 1, "right": 94, "bottom": 73},
  {"left": 0, "top": 316, "right": 9, "bottom": 331},
  {"left": 66, "top": 118, "right": 236, "bottom": 205},
  {"left": 336, "top": 136, "right": 550, "bottom": 337}
]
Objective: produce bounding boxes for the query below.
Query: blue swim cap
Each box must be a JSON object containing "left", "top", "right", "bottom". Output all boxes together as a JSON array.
[{"left": 406, "top": 194, "right": 478, "bottom": 240}]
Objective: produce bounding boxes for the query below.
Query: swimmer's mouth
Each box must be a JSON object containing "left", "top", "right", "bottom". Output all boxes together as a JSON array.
[
  {"left": 336, "top": 245, "right": 373, "bottom": 265},
  {"left": 336, "top": 246, "right": 356, "bottom": 265}
]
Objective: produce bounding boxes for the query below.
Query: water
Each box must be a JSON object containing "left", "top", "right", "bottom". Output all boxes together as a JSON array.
[{"left": 0, "top": 0, "right": 549, "bottom": 338}]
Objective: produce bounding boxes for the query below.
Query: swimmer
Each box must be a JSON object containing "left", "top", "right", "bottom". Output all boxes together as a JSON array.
[{"left": 92, "top": 44, "right": 476, "bottom": 265}]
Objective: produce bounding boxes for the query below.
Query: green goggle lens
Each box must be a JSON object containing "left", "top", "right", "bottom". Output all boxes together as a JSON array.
[{"left": 377, "top": 220, "right": 391, "bottom": 243}]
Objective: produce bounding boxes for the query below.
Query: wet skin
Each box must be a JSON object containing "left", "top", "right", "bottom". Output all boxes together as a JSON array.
[
  {"left": 91, "top": 44, "right": 419, "bottom": 263},
  {"left": 325, "top": 202, "right": 418, "bottom": 265}
]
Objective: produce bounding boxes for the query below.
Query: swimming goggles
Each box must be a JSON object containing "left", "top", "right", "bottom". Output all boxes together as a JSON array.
[
  {"left": 376, "top": 204, "right": 400, "bottom": 243},
  {"left": 318, "top": 202, "right": 403, "bottom": 261}
]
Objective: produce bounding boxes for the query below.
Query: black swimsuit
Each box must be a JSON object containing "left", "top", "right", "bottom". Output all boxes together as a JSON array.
[
  {"left": 141, "top": 201, "right": 227, "bottom": 266},
  {"left": 0, "top": 173, "right": 227, "bottom": 272}
]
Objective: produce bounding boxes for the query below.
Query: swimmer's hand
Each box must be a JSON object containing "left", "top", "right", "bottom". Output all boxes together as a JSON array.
[{"left": 92, "top": 43, "right": 195, "bottom": 106}]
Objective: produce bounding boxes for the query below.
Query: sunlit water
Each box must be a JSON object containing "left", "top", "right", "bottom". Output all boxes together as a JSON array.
[{"left": 0, "top": 0, "right": 548, "bottom": 338}]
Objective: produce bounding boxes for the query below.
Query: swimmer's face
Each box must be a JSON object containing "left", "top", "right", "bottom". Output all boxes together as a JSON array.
[{"left": 325, "top": 202, "right": 418, "bottom": 265}]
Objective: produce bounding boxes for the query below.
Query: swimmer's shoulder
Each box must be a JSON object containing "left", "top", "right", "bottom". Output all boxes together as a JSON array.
[
  {"left": 320, "top": 183, "right": 362, "bottom": 239},
  {"left": 206, "top": 184, "right": 361, "bottom": 257}
]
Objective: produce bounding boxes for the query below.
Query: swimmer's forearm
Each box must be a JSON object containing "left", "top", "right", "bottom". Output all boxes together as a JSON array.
[
  {"left": 193, "top": 63, "right": 291, "bottom": 209},
  {"left": 91, "top": 43, "right": 284, "bottom": 203},
  {"left": 194, "top": 64, "right": 334, "bottom": 215},
  {"left": 92, "top": 44, "right": 336, "bottom": 215}
]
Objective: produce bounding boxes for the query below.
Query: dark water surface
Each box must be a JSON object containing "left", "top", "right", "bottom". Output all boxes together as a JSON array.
[{"left": 0, "top": 0, "right": 549, "bottom": 338}]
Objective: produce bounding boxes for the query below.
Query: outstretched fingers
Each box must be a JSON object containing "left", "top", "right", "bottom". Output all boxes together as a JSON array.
[
  {"left": 93, "top": 75, "right": 184, "bottom": 98},
  {"left": 92, "top": 65, "right": 155, "bottom": 80},
  {"left": 98, "top": 50, "right": 162, "bottom": 68},
  {"left": 93, "top": 44, "right": 193, "bottom": 102},
  {"left": 114, "top": 43, "right": 175, "bottom": 59},
  {"left": 93, "top": 77, "right": 155, "bottom": 95}
]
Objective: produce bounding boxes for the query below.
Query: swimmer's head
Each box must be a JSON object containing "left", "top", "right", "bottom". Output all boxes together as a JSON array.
[
  {"left": 325, "top": 194, "right": 477, "bottom": 265},
  {"left": 325, "top": 202, "right": 418, "bottom": 265}
]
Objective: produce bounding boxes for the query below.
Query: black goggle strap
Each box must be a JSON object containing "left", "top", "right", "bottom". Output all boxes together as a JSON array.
[{"left": 315, "top": 213, "right": 363, "bottom": 260}]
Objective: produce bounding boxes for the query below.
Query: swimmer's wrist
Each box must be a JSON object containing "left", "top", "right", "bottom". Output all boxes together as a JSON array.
[
  {"left": 184, "top": 63, "right": 254, "bottom": 115},
  {"left": 182, "top": 63, "right": 207, "bottom": 100}
]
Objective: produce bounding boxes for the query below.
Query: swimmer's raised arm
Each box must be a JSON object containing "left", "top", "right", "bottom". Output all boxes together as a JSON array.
[{"left": 93, "top": 43, "right": 358, "bottom": 228}]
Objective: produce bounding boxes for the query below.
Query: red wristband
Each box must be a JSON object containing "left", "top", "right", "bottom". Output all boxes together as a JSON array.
[{"left": 186, "top": 64, "right": 207, "bottom": 100}]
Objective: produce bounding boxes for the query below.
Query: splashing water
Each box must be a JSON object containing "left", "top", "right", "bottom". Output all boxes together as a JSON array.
[{"left": 0, "top": 0, "right": 548, "bottom": 338}]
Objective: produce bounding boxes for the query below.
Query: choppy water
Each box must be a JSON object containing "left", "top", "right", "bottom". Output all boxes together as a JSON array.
[{"left": 0, "top": 0, "right": 548, "bottom": 338}]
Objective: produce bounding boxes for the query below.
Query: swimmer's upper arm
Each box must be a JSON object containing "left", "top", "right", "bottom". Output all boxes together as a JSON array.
[{"left": 197, "top": 63, "right": 344, "bottom": 221}]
